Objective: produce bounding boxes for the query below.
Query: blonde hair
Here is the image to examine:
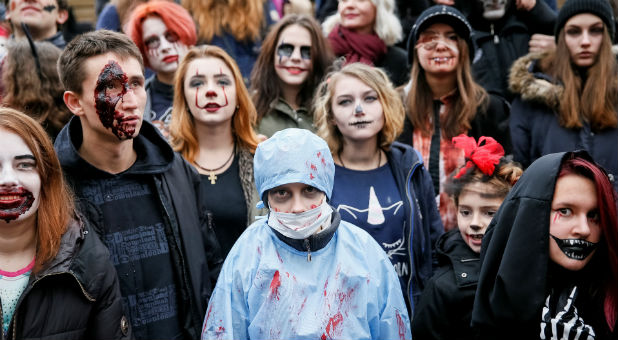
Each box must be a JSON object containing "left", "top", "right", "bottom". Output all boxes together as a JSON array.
[
  {"left": 314, "top": 62, "right": 404, "bottom": 153},
  {"left": 322, "top": 0, "right": 402, "bottom": 46},
  {"left": 182, "top": 0, "right": 264, "bottom": 42},
  {"left": 170, "top": 45, "right": 259, "bottom": 164}
]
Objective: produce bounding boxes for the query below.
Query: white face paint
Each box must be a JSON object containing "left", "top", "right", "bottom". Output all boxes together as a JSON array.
[
  {"left": 480, "top": 0, "right": 508, "bottom": 20},
  {"left": 142, "top": 16, "right": 189, "bottom": 80}
]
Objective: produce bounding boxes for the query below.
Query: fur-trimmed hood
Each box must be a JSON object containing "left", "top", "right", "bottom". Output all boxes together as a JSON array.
[{"left": 508, "top": 52, "right": 562, "bottom": 110}]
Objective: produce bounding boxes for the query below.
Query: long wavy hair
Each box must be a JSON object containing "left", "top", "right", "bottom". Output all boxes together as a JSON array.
[
  {"left": 2, "top": 41, "right": 71, "bottom": 140},
  {"left": 314, "top": 62, "right": 404, "bottom": 153},
  {"left": 250, "top": 14, "right": 334, "bottom": 121},
  {"left": 124, "top": 1, "right": 197, "bottom": 68},
  {"left": 0, "top": 108, "right": 74, "bottom": 273},
  {"left": 407, "top": 32, "right": 488, "bottom": 140},
  {"left": 170, "top": 45, "right": 259, "bottom": 164},
  {"left": 558, "top": 155, "right": 618, "bottom": 331},
  {"left": 182, "top": 0, "right": 264, "bottom": 42},
  {"left": 539, "top": 26, "right": 618, "bottom": 130}
]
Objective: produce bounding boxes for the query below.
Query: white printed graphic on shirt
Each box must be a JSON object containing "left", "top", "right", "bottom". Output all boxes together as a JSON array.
[{"left": 336, "top": 186, "right": 403, "bottom": 225}]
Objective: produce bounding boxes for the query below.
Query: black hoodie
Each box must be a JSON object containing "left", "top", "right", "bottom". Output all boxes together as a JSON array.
[
  {"left": 54, "top": 117, "right": 223, "bottom": 340},
  {"left": 471, "top": 151, "right": 616, "bottom": 340}
]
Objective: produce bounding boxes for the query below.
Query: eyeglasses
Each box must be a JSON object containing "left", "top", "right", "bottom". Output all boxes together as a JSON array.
[
  {"left": 415, "top": 33, "right": 459, "bottom": 51},
  {"left": 144, "top": 31, "right": 180, "bottom": 50},
  {"left": 277, "top": 43, "right": 311, "bottom": 60}
]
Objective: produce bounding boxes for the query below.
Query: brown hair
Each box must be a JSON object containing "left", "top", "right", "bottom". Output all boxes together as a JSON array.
[
  {"left": 407, "top": 36, "right": 488, "bottom": 139},
  {"left": 182, "top": 0, "right": 264, "bottom": 42},
  {"left": 314, "top": 62, "right": 404, "bottom": 153},
  {"left": 250, "top": 14, "right": 334, "bottom": 122},
  {"left": 0, "top": 107, "right": 74, "bottom": 273},
  {"left": 447, "top": 159, "right": 523, "bottom": 206},
  {"left": 57, "top": 30, "right": 144, "bottom": 95},
  {"left": 170, "top": 45, "right": 259, "bottom": 163},
  {"left": 2, "top": 41, "right": 71, "bottom": 139},
  {"left": 124, "top": 1, "right": 197, "bottom": 68},
  {"left": 539, "top": 28, "right": 618, "bottom": 130}
]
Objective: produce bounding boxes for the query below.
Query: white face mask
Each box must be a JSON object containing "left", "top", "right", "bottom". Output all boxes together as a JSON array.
[{"left": 267, "top": 200, "right": 333, "bottom": 240}]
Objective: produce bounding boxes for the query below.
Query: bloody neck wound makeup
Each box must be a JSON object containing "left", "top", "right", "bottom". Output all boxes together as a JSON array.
[
  {"left": 550, "top": 234, "right": 598, "bottom": 261},
  {"left": 0, "top": 188, "right": 35, "bottom": 223},
  {"left": 94, "top": 60, "right": 135, "bottom": 140}
]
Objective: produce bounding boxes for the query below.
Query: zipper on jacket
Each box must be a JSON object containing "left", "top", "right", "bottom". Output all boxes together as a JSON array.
[
  {"left": 491, "top": 23, "right": 499, "bottom": 44},
  {"left": 405, "top": 161, "right": 421, "bottom": 318},
  {"left": 303, "top": 239, "right": 311, "bottom": 262}
]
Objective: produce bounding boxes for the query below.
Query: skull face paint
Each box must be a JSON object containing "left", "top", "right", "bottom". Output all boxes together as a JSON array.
[
  {"left": 274, "top": 24, "right": 312, "bottom": 87},
  {"left": 0, "top": 188, "right": 35, "bottom": 223},
  {"left": 550, "top": 235, "right": 598, "bottom": 261},
  {"left": 94, "top": 60, "right": 136, "bottom": 140},
  {"left": 42, "top": 4, "right": 56, "bottom": 12}
]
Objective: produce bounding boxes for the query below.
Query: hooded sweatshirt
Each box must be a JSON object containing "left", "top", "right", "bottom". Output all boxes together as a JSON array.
[{"left": 471, "top": 151, "right": 616, "bottom": 340}]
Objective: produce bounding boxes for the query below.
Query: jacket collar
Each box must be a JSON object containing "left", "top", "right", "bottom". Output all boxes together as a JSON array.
[
  {"left": 436, "top": 229, "right": 479, "bottom": 287},
  {"left": 55, "top": 116, "right": 175, "bottom": 176},
  {"left": 270, "top": 208, "right": 341, "bottom": 253}
]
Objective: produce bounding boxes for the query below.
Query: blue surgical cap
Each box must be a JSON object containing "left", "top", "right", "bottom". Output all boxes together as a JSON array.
[{"left": 254, "top": 128, "right": 335, "bottom": 209}]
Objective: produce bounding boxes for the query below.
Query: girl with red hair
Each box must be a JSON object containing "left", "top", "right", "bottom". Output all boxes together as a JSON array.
[
  {"left": 125, "top": 0, "right": 197, "bottom": 138},
  {"left": 0, "top": 107, "right": 129, "bottom": 339}
]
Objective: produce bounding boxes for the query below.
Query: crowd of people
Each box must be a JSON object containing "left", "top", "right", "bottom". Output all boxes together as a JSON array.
[{"left": 0, "top": 0, "right": 617, "bottom": 339}]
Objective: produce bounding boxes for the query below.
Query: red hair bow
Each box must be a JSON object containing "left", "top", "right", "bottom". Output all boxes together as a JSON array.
[{"left": 452, "top": 135, "right": 505, "bottom": 179}]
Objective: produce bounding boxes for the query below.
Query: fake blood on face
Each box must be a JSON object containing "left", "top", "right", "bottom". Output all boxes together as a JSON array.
[
  {"left": 94, "top": 61, "right": 135, "bottom": 139},
  {"left": 0, "top": 188, "right": 35, "bottom": 222}
]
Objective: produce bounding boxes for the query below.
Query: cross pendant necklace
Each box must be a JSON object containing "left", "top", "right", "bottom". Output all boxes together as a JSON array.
[{"left": 196, "top": 144, "right": 235, "bottom": 185}]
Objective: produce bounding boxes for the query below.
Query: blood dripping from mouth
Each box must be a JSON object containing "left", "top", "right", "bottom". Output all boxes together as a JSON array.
[
  {"left": 94, "top": 60, "right": 134, "bottom": 139},
  {"left": 0, "top": 188, "right": 35, "bottom": 222}
]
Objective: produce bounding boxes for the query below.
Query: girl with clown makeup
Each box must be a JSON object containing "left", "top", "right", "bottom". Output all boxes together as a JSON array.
[
  {"left": 201, "top": 128, "right": 411, "bottom": 340},
  {"left": 472, "top": 151, "right": 618, "bottom": 339}
]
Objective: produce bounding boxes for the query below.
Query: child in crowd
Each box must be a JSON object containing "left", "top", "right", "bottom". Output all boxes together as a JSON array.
[
  {"left": 125, "top": 0, "right": 197, "bottom": 138},
  {"left": 314, "top": 62, "right": 443, "bottom": 316},
  {"left": 201, "top": 128, "right": 411, "bottom": 340},
  {"left": 472, "top": 151, "right": 618, "bottom": 339},
  {"left": 250, "top": 14, "right": 333, "bottom": 137},
  {"left": 412, "top": 135, "right": 522, "bottom": 340}
]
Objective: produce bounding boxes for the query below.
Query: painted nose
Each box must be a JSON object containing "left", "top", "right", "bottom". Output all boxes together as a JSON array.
[
  {"left": 470, "top": 212, "right": 484, "bottom": 230},
  {"left": 0, "top": 165, "right": 19, "bottom": 188},
  {"left": 206, "top": 90, "right": 217, "bottom": 98},
  {"left": 354, "top": 103, "right": 364, "bottom": 116}
]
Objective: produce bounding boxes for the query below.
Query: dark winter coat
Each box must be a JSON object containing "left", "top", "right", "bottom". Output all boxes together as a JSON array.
[
  {"left": 397, "top": 89, "right": 512, "bottom": 155},
  {"left": 377, "top": 46, "right": 409, "bottom": 87},
  {"left": 54, "top": 118, "right": 223, "bottom": 339},
  {"left": 466, "top": 1, "right": 555, "bottom": 101},
  {"left": 412, "top": 229, "right": 479, "bottom": 340},
  {"left": 472, "top": 151, "right": 617, "bottom": 340},
  {"left": 2, "top": 219, "right": 130, "bottom": 340},
  {"left": 508, "top": 53, "right": 618, "bottom": 190},
  {"left": 386, "top": 142, "right": 444, "bottom": 315}
]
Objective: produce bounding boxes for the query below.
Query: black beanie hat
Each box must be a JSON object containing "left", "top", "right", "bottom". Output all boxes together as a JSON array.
[
  {"left": 407, "top": 5, "right": 473, "bottom": 65},
  {"left": 555, "top": 0, "right": 615, "bottom": 42}
]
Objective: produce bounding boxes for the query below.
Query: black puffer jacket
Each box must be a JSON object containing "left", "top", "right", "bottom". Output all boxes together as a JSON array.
[
  {"left": 3, "top": 218, "right": 130, "bottom": 340},
  {"left": 412, "top": 229, "right": 479, "bottom": 340}
]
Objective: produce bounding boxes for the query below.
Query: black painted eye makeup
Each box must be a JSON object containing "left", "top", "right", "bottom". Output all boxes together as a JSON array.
[{"left": 276, "top": 43, "right": 311, "bottom": 60}]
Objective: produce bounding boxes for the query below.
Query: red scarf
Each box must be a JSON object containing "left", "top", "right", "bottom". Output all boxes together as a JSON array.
[{"left": 327, "top": 24, "right": 387, "bottom": 66}]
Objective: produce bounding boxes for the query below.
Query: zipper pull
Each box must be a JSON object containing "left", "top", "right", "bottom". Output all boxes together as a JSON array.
[
  {"left": 304, "top": 239, "right": 311, "bottom": 262},
  {"left": 491, "top": 24, "right": 499, "bottom": 44}
]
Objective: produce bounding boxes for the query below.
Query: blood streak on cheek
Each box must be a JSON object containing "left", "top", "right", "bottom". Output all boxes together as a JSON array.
[
  {"left": 94, "top": 60, "right": 131, "bottom": 139},
  {"left": 553, "top": 212, "right": 561, "bottom": 223},
  {"left": 0, "top": 188, "right": 35, "bottom": 223}
]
